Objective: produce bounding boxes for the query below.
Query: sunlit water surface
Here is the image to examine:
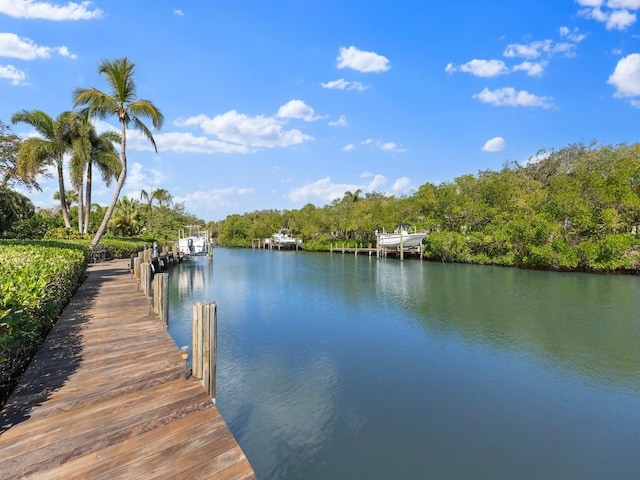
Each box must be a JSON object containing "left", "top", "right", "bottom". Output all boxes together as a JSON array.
[{"left": 166, "top": 248, "right": 640, "bottom": 479}]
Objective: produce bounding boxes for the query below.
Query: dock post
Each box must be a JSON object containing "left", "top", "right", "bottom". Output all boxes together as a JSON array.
[
  {"left": 140, "top": 262, "right": 152, "bottom": 298},
  {"left": 133, "top": 256, "right": 141, "bottom": 279},
  {"left": 192, "top": 302, "right": 217, "bottom": 402},
  {"left": 207, "top": 243, "right": 213, "bottom": 261},
  {"left": 153, "top": 273, "right": 169, "bottom": 327},
  {"left": 400, "top": 235, "right": 404, "bottom": 261}
]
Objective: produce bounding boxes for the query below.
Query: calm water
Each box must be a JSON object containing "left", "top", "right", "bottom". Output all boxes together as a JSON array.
[{"left": 166, "top": 248, "right": 640, "bottom": 479}]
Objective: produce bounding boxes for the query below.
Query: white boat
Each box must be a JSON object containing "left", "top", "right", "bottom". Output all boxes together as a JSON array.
[
  {"left": 376, "top": 223, "right": 426, "bottom": 249},
  {"left": 178, "top": 228, "right": 210, "bottom": 256},
  {"left": 270, "top": 228, "right": 302, "bottom": 248}
]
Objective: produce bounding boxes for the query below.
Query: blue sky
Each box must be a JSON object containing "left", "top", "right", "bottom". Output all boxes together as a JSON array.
[{"left": 2, "top": 0, "right": 640, "bottom": 221}]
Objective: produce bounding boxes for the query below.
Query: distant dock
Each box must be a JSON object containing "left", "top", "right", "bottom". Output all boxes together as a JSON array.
[{"left": 0, "top": 260, "right": 255, "bottom": 479}]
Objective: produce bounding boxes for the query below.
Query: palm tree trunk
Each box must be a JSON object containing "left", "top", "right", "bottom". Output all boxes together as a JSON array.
[
  {"left": 77, "top": 181, "right": 84, "bottom": 233},
  {"left": 84, "top": 161, "right": 92, "bottom": 234},
  {"left": 57, "top": 158, "right": 72, "bottom": 228},
  {"left": 90, "top": 123, "right": 126, "bottom": 248}
]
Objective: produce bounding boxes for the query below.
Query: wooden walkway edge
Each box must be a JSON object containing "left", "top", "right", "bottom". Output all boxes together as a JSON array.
[{"left": 0, "top": 260, "right": 255, "bottom": 479}]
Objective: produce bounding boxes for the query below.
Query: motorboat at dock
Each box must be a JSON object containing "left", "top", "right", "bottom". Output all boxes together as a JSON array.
[
  {"left": 177, "top": 227, "right": 210, "bottom": 256},
  {"left": 376, "top": 223, "right": 427, "bottom": 249}
]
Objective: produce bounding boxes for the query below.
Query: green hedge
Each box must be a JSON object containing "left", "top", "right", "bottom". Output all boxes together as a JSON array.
[{"left": 0, "top": 240, "right": 88, "bottom": 408}]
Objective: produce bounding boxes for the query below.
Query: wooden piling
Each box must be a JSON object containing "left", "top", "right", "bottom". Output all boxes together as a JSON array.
[
  {"left": 133, "top": 256, "right": 141, "bottom": 279},
  {"left": 153, "top": 273, "right": 169, "bottom": 327},
  {"left": 140, "top": 262, "right": 152, "bottom": 298},
  {"left": 192, "top": 302, "right": 217, "bottom": 402}
]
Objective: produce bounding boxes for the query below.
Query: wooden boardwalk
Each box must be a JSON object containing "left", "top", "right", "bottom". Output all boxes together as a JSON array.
[{"left": 0, "top": 260, "right": 255, "bottom": 479}]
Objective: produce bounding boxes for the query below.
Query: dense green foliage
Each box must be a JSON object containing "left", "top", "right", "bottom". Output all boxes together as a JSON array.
[
  {"left": 214, "top": 142, "right": 640, "bottom": 272},
  {"left": 0, "top": 188, "right": 35, "bottom": 234},
  {"left": 0, "top": 240, "right": 88, "bottom": 407}
]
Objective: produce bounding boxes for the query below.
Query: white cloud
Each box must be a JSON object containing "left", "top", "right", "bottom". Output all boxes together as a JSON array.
[
  {"left": 175, "top": 187, "right": 254, "bottom": 210},
  {"left": 391, "top": 177, "right": 410, "bottom": 192},
  {"left": 175, "top": 110, "right": 313, "bottom": 148},
  {"left": 559, "top": 25, "right": 587, "bottom": 43},
  {"left": 129, "top": 131, "right": 251, "bottom": 154},
  {"left": 577, "top": 1, "right": 639, "bottom": 30},
  {"left": 287, "top": 173, "right": 412, "bottom": 204},
  {"left": 329, "top": 115, "right": 348, "bottom": 127},
  {"left": 361, "top": 138, "right": 406, "bottom": 152},
  {"left": 321, "top": 78, "right": 368, "bottom": 91},
  {"left": 608, "top": 53, "right": 640, "bottom": 97},
  {"left": 124, "top": 162, "right": 166, "bottom": 199},
  {"left": 473, "top": 87, "right": 554, "bottom": 108},
  {"left": 336, "top": 46, "right": 390, "bottom": 73},
  {"left": 276, "top": 99, "right": 323, "bottom": 122},
  {"left": 173, "top": 9, "right": 184, "bottom": 16},
  {"left": 342, "top": 144, "right": 354, "bottom": 151},
  {"left": 0, "top": 0, "right": 102, "bottom": 20},
  {"left": 608, "top": 9, "right": 637, "bottom": 29},
  {"left": 0, "top": 33, "right": 76, "bottom": 59},
  {"left": 482, "top": 136, "right": 506, "bottom": 152},
  {"left": 0, "top": 64, "right": 27, "bottom": 85},
  {"left": 445, "top": 59, "right": 509, "bottom": 77},
  {"left": 512, "top": 61, "right": 546, "bottom": 76}
]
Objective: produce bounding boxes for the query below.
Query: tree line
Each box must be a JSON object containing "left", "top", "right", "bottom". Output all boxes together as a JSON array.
[{"left": 214, "top": 142, "right": 640, "bottom": 272}]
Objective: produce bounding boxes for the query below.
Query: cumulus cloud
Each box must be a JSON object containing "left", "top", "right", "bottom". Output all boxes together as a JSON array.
[
  {"left": 321, "top": 78, "right": 368, "bottom": 91},
  {"left": 287, "top": 173, "right": 413, "bottom": 204},
  {"left": 512, "top": 61, "right": 546, "bottom": 77},
  {"left": 329, "top": 115, "right": 348, "bottom": 127},
  {"left": 391, "top": 177, "right": 411, "bottom": 192},
  {"left": 0, "top": 33, "right": 76, "bottom": 59},
  {"left": 482, "top": 136, "right": 506, "bottom": 152},
  {"left": 608, "top": 53, "right": 640, "bottom": 98},
  {"left": 473, "top": 87, "right": 554, "bottom": 108},
  {"left": 276, "top": 99, "right": 324, "bottom": 122},
  {"left": 124, "top": 162, "right": 166, "bottom": 199},
  {"left": 577, "top": 0, "right": 639, "bottom": 30},
  {"left": 361, "top": 138, "right": 406, "bottom": 152},
  {"left": 133, "top": 131, "right": 251, "bottom": 154},
  {"left": 0, "top": 0, "right": 102, "bottom": 20},
  {"left": 336, "top": 46, "right": 390, "bottom": 73},
  {"left": 503, "top": 38, "right": 580, "bottom": 59},
  {"left": 175, "top": 187, "right": 254, "bottom": 208},
  {"left": 173, "top": 9, "right": 184, "bottom": 16},
  {"left": 175, "top": 110, "right": 313, "bottom": 149},
  {"left": 447, "top": 27, "right": 584, "bottom": 80},
  {"left": 342, "top": 144, "right": 354, "bottom": 151},
  {"left": 0, "top": 64, "right": 27, "bottom": 85},
  {"left": 445, "top": 59, "right": 509, "bottom": 77}
]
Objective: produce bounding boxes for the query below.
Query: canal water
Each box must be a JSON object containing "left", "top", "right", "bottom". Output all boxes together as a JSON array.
[{"left": 166, "top": 248, "right": 640, "bottom": 479}]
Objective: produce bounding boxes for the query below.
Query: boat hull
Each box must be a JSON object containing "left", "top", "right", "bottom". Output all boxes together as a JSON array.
[
  {"left": 178, "top": 236, "right": 209, "bottom": 255},
  {"left": 378, "top": 232, "right": 426, "bottom": 248}
]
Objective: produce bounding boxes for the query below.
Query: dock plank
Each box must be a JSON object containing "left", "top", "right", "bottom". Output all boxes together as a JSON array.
[{"left": 0, "top": 259, "right": 255, "bottom": 479}]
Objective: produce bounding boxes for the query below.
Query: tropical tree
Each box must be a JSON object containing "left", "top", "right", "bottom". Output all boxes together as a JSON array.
[
  {"left": 73, "top": 57, "right": 164, "bottom": 247},
  {"left": 67, "top": 111, "right": 120, "bottom": 233},
  {"left": 0, "top": 120, "right": 40, "bottom": 190},
  {"left": 0, "top": 187, "right": 34, "bottom": 234},
  {"left": 11, "top": 110, "right": 75, "bottom": 227},
  {"left": 108, "top": 196, "right": 143, "bottom": 237}
]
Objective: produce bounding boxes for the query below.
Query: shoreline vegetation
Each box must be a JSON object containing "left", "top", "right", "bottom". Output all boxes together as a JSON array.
[{"left": 216, "top": 142, "right": 640, "bottom": 274}]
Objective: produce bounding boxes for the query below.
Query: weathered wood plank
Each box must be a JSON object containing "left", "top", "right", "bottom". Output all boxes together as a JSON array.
[{"left": 0, "top": 260, "right": 255, "bottom": 479}]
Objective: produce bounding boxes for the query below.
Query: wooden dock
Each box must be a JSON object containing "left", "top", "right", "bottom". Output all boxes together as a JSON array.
[{"left": 0, "top": 259, "right": 255, "bottom": 479}]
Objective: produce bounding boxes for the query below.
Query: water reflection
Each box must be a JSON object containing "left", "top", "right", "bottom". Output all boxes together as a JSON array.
[{"left": 166, "top": 250, "right": 640, "bottom": 479}]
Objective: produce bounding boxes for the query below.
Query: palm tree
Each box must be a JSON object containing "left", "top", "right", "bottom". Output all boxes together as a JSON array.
[
  {"left": 73, "top": 58, "right": 163, "bottom": 247},
  {"left": 68, "top": 111, "right": 121, "bottom": 233},
  {"left": 109, "top": 196, "right": 142, "bottom": 237},
  {"left": 11, "top": 110, "right": 75, "bottom": 227}
]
